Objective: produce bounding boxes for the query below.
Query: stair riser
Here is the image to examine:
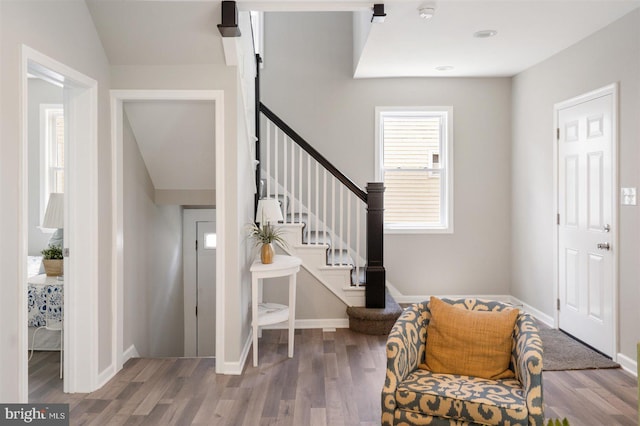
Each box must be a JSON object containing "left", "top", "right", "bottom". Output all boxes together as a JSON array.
[{"left": 276, "top": 222, "right": 364, "bottom": 307}]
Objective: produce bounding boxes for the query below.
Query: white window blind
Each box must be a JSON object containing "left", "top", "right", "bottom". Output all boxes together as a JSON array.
[{"left": 376, "top": 108, "right": 452, "bottom": 232}]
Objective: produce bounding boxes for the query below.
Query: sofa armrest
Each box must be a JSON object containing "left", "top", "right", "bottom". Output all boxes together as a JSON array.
[
  {"left": 513, "top": 312, "right": 544, "bottom": 426},
  {"left": 381, "top": 302, "right": 429, "bottom": 426}
]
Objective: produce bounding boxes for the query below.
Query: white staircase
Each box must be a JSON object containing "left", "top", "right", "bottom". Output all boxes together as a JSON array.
[{"left": 276, "top": 221, "right": 365, "bottom": 307}]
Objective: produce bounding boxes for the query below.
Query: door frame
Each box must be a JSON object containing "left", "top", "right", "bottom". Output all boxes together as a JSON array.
[
  {"left": 183, "top": 209, "right": 216, "bottom": 357},
  {"left": 19, "top": 45, "right": 100, "bottom": 397},
  {"left": 110, "top": 90, "right": 225, "bottom": 373},
  {"left": 552, "top": 83, "right": 619, "bottom": 359}
]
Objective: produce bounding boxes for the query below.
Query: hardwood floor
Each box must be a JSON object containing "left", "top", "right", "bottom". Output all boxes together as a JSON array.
[{"left": 29, "top": 329, "right": 637, "bottom": 425}]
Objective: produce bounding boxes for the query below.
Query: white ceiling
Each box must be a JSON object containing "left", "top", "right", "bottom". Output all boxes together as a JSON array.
[
  {"left": 124, "top": 101, "right": 216, "bottom": 190},
  {"left": 86, "top": 0, "right": 640, "bottom": 76},
  {"left": 355, "top": 0, "right": 640, "bottom": 77},
  {"left": 86, "top": 1, "right": 225, "bottom": 65}
]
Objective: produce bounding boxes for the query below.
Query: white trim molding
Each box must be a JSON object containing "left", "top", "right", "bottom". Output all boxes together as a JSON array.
[
  {"left": 262, "top": 318, "right": 350, "bottom": 330},
  {"left": 110, "top": 90, "right": 226, "bottom": 383},
  {"left": 19, "top": 45, "right": 100, "bottom": 398},
  {"left": 219, "top": 331, "right": 252, "bottom": 375},
  {"left": 509, "top": 296, "right": 555, "bottom": 328},
  {"left": 616, "top": 352, "right": 637, "bottom": 377}
]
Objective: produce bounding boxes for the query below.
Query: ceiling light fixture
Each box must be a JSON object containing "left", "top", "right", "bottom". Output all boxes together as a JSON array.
[
  {"left": 435, "top": 66, "right": 454, "bottom": 71},
  {"left": 418, "top": 7, "right": 436, "bottom": 19},
  {"left": 371, "top": 4, "right": 386, "bottom": 23},
  {"left": 473, "top": 29, "right": 498, "bottom": 39}
]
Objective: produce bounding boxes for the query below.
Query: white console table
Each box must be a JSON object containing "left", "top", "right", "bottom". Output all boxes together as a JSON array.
[{"left": 250, "top": 254, "right": 302, "bottom": 367}]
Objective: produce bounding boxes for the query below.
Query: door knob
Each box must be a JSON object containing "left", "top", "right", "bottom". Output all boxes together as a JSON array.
[
  {"left": 597, "top": 243, "right": 610, "bottom": 250},
  {"left": 602, "top": 224, "right": 611, "bottom": 233}
]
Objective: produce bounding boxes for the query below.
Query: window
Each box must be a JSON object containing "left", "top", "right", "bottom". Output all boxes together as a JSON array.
[
  {"left": 375, "top": 107, "right": 453, "bottom": 233},
  {"left": 204, "top": 233, "right": 217, "bottom": 249},
  {"left": 40, "top": 105, "right": 64, "bottom": 222}
]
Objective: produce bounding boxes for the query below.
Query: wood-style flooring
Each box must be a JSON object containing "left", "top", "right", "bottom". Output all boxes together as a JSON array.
[{"left": 29, "top": 329, "right": 637, "bottom": 425}]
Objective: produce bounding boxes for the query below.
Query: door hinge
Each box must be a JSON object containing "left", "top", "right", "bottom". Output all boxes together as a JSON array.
[
  {"left": 556, "top": 128, "right": 560, "bottom": 140},
  {"left": 63, "top": 248, "right": 70, "bottom": 257},
  {"left": 557, "top": 298, "right": 560, "bottom": 311},
  {"left": 195, "top": 240, "right": 198, "bottom": 251},
  {"left": 195, "top": 305, "right": 198, "bottom": 317},
  {"left": 557, "top": 213, "right": 560, "bottom": 225}
]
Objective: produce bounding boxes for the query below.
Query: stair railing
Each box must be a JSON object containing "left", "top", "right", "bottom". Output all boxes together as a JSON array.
[{"left": 258, "top": 103, "right": 386, "bottom": 308}]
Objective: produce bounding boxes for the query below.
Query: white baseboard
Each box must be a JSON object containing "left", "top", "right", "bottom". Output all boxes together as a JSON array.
[
  {"left": 616, "top": 352, "right": 637, "bottom": 377},
  {"left": 97, "top": 363, "right": 116, "bottom": 389},
  {"left": 393, "top": 294, "right": 513, "bottom": 305},
  {"left": 217, "top": 331, "right": 252, "bottom": 375},
  {"left": 509, "top": 296, "right": 555, "bottom": 327},
  {"left": 123, "top": 344, "right": 139, "bottom": 364},
  {"left": 262, "top": 318, "right": 349, "bottom": 330}
]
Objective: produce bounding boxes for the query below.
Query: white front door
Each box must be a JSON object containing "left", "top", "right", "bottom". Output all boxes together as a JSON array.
[
  {"left": 183, "top": 209, "right": 216, "bottom": 357},
  {"left": 557, "top": 86, "right": 616, "bottom": 357},
  {"left": 196, "top": 220, "right": 216, "bottom": 356}
]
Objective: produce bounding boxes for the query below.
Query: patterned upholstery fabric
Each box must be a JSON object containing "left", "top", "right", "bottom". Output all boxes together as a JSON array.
[{"left": 382, "top": 298, "right": 544, "bottom": 426}]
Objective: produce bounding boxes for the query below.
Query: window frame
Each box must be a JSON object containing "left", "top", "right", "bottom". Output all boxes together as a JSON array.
[
  {"left": 39, "top": 104, "right": 64, "bottom": 226},
  {"left": 375, "top": 106, "right": 454, "bottom": 234}
]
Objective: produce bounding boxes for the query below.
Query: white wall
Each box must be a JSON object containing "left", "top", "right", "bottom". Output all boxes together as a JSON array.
[
  {"left": 262, "top": 12, "right": 513, "bottom": 298},
  {"left": 123, "top": 113, "right": 184, "bottom": 357},
  {"left": 0, "top": 1, "right": 112, "bottom": 401},
  {"left": 511, "top": 9, "right": 640, "bottom": 362},
  {"left": 27, "top": 78, "right": 63, "bottom": 255}
]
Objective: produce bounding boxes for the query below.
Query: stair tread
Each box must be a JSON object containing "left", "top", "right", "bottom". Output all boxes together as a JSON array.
[{"left": 302, "top": 231, "right": 332, "bottom": 246}]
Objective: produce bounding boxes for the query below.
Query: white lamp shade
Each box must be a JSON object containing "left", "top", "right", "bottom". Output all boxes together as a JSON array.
[
  {"left": 255, "top": 198, "right": 283, "bottom": 224},
  {"left": 42, "top": 193, "right": 64, "bottom": 229}
]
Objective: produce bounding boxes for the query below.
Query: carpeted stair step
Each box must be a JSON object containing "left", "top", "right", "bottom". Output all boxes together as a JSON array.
[
  {"left": 351, "top": 266, "right": 365, "bottom": 286},
  {"left": 326, "top": 249, "right": 354, "bottom": 267},
  {"left": 346, "top": 289, "right": 402, "bottom": 335},
  {"left": 302, "top": 231, "right": 332, "bottom": 247},
  {"left": 285, "top": 212, "right": 309, "bottom": 227}
]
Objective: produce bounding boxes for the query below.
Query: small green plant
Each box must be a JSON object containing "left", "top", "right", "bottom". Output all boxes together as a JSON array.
[
  {"left": 546, "top": 418, "right": 570, "bottom": 426},
  {"left": 41, "top": 244, "right": 63, "bottom": 260},
  {"left": 247, "top": 223, "right": 288, "bottom": 248}
]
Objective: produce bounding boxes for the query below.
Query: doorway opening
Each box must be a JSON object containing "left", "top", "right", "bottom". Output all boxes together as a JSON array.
[
  {"left": 111, "top": 90, "right": 225, "bottom": 374},
  {"left": 19, "top": 46, "right": 100, "bottom": 400}
]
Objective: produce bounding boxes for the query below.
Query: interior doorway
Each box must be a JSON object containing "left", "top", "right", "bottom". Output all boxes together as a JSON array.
[
  {"left": 19, "top": 46, "right": 100, "bottom": 399},
  {"left": 111, "top": 90, "right": 226, "bottom": 374}
]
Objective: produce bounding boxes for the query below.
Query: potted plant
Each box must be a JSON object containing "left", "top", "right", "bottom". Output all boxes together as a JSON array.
[
  {"left": 41, "top": 244, "right": 63, "bottom": 276},
  {"left": 248, "top": 222, "right": 287, "bottom": 264}
]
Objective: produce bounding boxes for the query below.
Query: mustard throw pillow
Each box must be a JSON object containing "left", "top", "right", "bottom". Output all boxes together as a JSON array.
[{"left": 420, "top": 296, "right": 518, "bottom": 380}]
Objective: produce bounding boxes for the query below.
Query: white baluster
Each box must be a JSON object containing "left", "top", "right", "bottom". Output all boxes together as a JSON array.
[
  {"left": 290, "top": 142, "right": 295, "bottom": 224},
  {"left": 356, "top": 201, "right": 361, "bottom": 287},
  {"left": 315, "top": 162, "right": 319, "bottom": 244},
  {"left": 323, "top": 169, "right": 327, "bottom": 249},
  {"left": 283, "top": 136, "right": 288, "bottom": 222},
  {"left": 307, "top": 154, "right": 311, "bottom": 244},
  {"left": 331, "top": 177, "right": 336, "bottom": 264},
  {"left": 347, "top": 192, "right": 351, "bottom": 277},
  {"left": 274, "top": 128, "right": 279, "bottom": 201},
  {"left": 298, "top": 147, "right": 303, "bottom": 226},
  {"left": 339, "top": 185, "right": 344, "bottom": 265},
  {"left": 266, "top": 120, "right": 271, "bottom": 197}
]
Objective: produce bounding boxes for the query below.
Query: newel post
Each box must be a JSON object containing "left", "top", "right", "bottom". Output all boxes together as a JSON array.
[{"left": 365, "top": 182, "right": 386, "bottom": 308}]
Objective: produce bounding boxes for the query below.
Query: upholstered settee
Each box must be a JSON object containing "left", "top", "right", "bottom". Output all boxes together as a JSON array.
[{"left": 381, "top": 298, "right": 544, "bottom": 426}]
